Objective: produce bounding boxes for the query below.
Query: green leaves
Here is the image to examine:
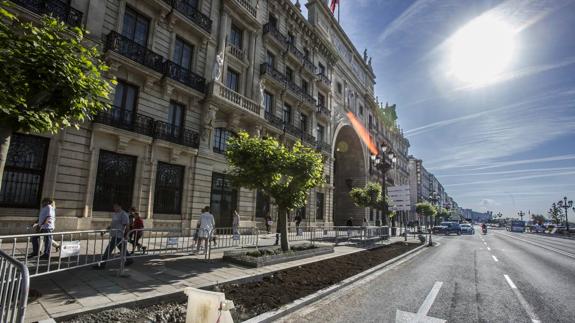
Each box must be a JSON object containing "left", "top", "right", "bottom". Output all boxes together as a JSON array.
[
  {"left": 416, "top": 202, "right": 437, "bottom": 217},
  {"left": 349, "top": 182, "right": 395, "bottom": 216},
  {"left": 226, "top": 132, "right": 324, "bottom": 210},
  {"left": 0, "top": 10, "right": 113, "bottom": 133}
]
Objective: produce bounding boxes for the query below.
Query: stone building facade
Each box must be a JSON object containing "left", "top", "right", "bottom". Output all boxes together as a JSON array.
[{"left": 0, "top": 0, "right": 412, "bottom": 234}]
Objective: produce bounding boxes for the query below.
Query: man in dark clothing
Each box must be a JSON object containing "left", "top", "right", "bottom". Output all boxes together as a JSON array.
[{"left": 346, "top": 217, "right": 353, "bottom": 227}]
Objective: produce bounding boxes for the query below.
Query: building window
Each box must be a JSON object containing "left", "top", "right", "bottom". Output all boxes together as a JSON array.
[
  {"left": 122, "top": 6, "right": 150, "bottom": 47},
  {"left": 359, "top": 105, "right": 363, "bottom": 115},
  {"left": 301, "top": 79, "right": 309, "bottom": 95},
  {"left": 0, "top": 134, "right": 49, "bottom": 208},
  {"left": 154, "top": 162, "right": 184, "bottom": 214},
  {"left": 173, "top": 37, "right": 194, "bottom": 70},
  {"left": 287, "top": 32, "right": 295, "bottom": 45},
  {"left": 317, "top": 124, "right": 325, "bottom": 142},
  {"left": 113, "top": 80, "right": 139, "bottom": 124},
  {"left": 266, "top": 51, "right": 275, "bottom": 67},
  {"left": 256, "top": 190, "right": 270, "bottom": 218},
  {"left": 213, "top": 128, "right": 232, "bottom": 154},
  {"left": 283, "top": 103, "right": 292, "bottom": 124},
  {"left": 264, "top": 91, "right": 274, "bottom": 114},
  {"left": 300, "top": 113, "right": 308, "bottom": 133},
  {"left": 317, "top": 92, "right": 325, "bottom": 107},
  {"left": 316, "top": 192, "right": 324, "bottom": 220},
  {"left": 285, "top": 66, "right": 293, "bottom": 82},
  {"left": 210, "top": 172, "right": 238, "bottom": 227},
  {"left": 318, "top": 62, "right": 325, "bottom": 75},
  {"left": 168, "top": 101, "right": 185, "bottom": 137},
  {"left": 229, "top": 24, "right": 242, "bottom": 49},
  {"left": 336, "top": 82, "right": 342, "bottom": 94},
  {"left": 226, "top": 68, "right": 240, "bottom": 92},
  {"left": 304, "top": 48, "right": 310, "bottom": 59},
  {"left": 93, "top": 150, "right": 137, "bottom": 212},
  {"left": 368, "top": 115, "right": 373, "bottom": 129}
]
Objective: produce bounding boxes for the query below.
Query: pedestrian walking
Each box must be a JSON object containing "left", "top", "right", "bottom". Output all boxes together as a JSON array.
[
  {"left": 196, "top": 206, "right": 215, "bottom": 254},
  {"left": 295, "top": 213, "right": 302, "bottom": 236},
  {"left": 29, "top": 198, "right": 56, "bottom": 259},
  {"left": 232, "top": 210, "right": 240, "bottom": 235},
  {"left": 93, "top": 203, "right": 133, "bottom": 269},
  {"left": 265, "top": 214, "right": 272, "bottom": 234},
  {"left": 128, "top": 207, "right": 145, "bottom": 254}
]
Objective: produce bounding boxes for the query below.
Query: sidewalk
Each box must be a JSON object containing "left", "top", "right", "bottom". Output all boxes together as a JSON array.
[{"left": 26, "top": 236, "right": 415, "bottom": 322}]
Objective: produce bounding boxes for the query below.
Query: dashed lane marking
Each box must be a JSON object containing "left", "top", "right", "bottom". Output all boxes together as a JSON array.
[
  {"left": 504, "top": 275, "right": 541, "bottom": 323},
  {"left": 492, "top": 255, "right": 498, "bottom": 262}
]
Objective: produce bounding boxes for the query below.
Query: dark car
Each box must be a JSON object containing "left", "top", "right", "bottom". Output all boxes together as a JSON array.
[{"left": 433, "top": 222, "right": 461, "bottom": 235}]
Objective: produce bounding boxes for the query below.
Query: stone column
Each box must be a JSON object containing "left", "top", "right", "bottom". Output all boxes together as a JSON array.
[{"left": 246, "top": 31, "right": 256, "bottom": 98}]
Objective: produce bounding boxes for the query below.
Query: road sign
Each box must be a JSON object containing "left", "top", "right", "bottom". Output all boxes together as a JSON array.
[
  {"left": 60, "top": 241, "right": 81, "bottom": 258},
  {"left": 388, "top": 185, "right": 411, "bottom": 212}
]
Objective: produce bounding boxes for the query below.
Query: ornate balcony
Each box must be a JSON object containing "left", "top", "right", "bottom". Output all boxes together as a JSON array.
[
  {"left": 303, "top": 57, "right": 316, "bottom": 75},
  {"left": 105, "top": 31, "right": 165, "bottom": 74},
  {"left": 154, "top": 120, "right": 200, "bottom": 148},
  {"left": 93, "top": 106, "right": 155, "bottom": 137},
  {"left": 168, "top": 0, "right": 212, "bottom": 33},
  {"left": 317, "top": 141, "right": 332, "bottom": 154},
  {"left": 211, "top": 81, "right": 261, "bottom": 116},
  {"left": 301, "top": 132, "right": 316, "bottom": 145},
  {"left": 263, "top": 23, "right": 288, "bottom": 48},
  {"left": 164, "top": 60, "right": 206, "bottom": 93},
  {"left": 227, "top": 43, "right": 245, "bottom": 61},
  {"left": 231, "top": 0, "right": 256, "bottom": 18},
  {"left": 284, "top": 123, "right": 303, "bottom": 138},
  {"left": 318, "top": 72, "right": 331, "bottom": 88},
  {"left": 302, "top": 91, "right": 316, "bottom": 106},
  {"left": 317, "top": 104, "right": 331, "bottom": 118},
  {"left": 12, "top": 0, "right": 83, "bottom": 27},
  {"left": 265, "top": 111, "right": 284, "bottom": 129},
  {"left": 286, "top": 80, "right": 304, "bottom": 99},
  {"left": 260, "top": 63, "right": 287, "bottom": 85},
  {"left": 288, "top": 43, "right": 305, "bottom": 62}
]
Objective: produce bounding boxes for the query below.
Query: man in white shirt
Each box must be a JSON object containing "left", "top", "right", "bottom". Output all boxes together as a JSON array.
[
  {"left": 29, "top": 198, "right": 56, "bottom": 259},
  {"left": 93, "top": 203, "right": 133, "bottom": 269},
  {"left": 196, "top": 206, "right": 215, "bottom": 253}
]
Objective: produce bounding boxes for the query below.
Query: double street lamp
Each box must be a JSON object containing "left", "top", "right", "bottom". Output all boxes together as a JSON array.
[
  {"left": 518, "top": 210, "right": 525, "bottom": 222},
  {"left": 557, "top": 196, "right": 573, "bottom": 233},
  {"left": 371, "top": 144, "right": 396, "bottom": 230}
]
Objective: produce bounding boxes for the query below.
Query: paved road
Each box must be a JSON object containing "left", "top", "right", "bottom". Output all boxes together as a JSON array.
[{"left": 280, "top": 228, "right": 575, "bottom": 323}]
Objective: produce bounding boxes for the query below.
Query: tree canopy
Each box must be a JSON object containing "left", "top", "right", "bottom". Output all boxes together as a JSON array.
[
  {"left": 349, "top": 182, "right": 395, "bottom": 217},
  {"left": 226, "top": 132, "right": 324, "bottom": 251},
  {"left": 416, "top": 202, "right": 437, "bottom": 217}
]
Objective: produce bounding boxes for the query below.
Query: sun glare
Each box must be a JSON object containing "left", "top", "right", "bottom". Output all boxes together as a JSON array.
[{"left": 449, "top": 16, "right": 515, "bottom": 85}]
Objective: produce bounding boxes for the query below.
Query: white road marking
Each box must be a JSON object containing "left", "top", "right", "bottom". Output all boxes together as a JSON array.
[
  {"left": 492, "top": 255, "right": 498, "bottom": 262},
  {"left": 487, "top": 247, "right": 491, "bottom": 251},
  {"left": 496, "top": 231, "right": 575, "bottom": 259},
  {"left": 483, "top": 242, "right": 487, "bottom": 245},
  {"left": 396, "top": 282, "right": 446, "bottom": 323},
  {"left": 504, "top": 275, "right": 541, "bottom": 323}
]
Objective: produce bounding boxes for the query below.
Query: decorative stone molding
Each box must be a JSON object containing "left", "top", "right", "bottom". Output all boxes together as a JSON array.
[{"left": 117, "top": 136, "right": 131, "bottom": 153}]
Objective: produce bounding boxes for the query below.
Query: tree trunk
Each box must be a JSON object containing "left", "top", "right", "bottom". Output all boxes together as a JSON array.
[
  {"left": 0, "top": 123, "right": 12, "bottom": 193},
  {"left": 278, "top": 206, "right": 290, "bottom": 252}
]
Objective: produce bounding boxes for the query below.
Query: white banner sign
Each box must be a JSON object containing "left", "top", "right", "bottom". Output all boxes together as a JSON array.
[
  {"left": 60, "top": 241, "right": 81, "bottom": 258},
  {"left": 388, "top": 185, "right": 411, "bottom": 211}
]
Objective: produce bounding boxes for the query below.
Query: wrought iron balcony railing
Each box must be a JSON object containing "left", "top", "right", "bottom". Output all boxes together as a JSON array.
[
  {"left": 301, "top": 132, "right": 316, "bottom": 145},
  {"left": 302, "top": 91, "right": 316, "bottom": 106},
  {"left": 105, "top": 31, "right": 165, "bottom": 74},
  {"left": 303, "top": 57, "right": 316, "bottom": 74},
  {"left": 164, "top": 60, "right": 206, "bottom": 93},
  {"left": 284, "top": 123, "right": 303, "bottom": 138},
  {"left": 93, "top": 106, "right": 155, "bottom": 137},
  {"left": 12, "top": 0, "right": 83, "bottom": 27},
  {"left": 154, "top": 120, "right": 200, "bottom": 148},
  {"left": 317, "top": 141, "right": 332, "bottom": 154},
  {"left": 167, "top": 0, "right": 212, "bottom": 33},
  {"left": 286, "top": 79, "right": 304, "bottom": 98},
  {"left": 288, "top": 43, "right": 305, "bottom": 61},
  {"left": 260, "top": 63, "right": 287, "bottom": 84},
  {"left": 264, "top": 111, "right": 284, "bottom": 129},
  {"left": 263, "top": 23, "right": 289, "bottom": 47}
]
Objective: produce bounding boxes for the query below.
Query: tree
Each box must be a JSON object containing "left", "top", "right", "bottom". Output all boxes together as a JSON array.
[
  {"left": 416, "top": 202, "right": 437, "bottom": 225},
  {"left": 436, "top": 208, "right": 451, "bottom": 222},
  {"left": 226, "top": 132, "right": 324, "bottom": 251},
  {"left": 349, "top": 182, "right": 395, "bottom": 222},
  {"left": 0, "top": 4, "right": 114, "bottom": 190},
  {"left": 531, "top": 214, "right": 546, "bottom": 225},
  {"left": 548, "top": 205, "right": 563, "bottom": 224}
]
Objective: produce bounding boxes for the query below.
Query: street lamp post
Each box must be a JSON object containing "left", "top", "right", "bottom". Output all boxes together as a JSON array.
[
  {"left": 371, "top": 145, "right": 396, "bottom": 235},
  {"left": 428, "top": 191, "right": 439, "bottom": 247},
  {"left": 557, "top": 196, "right": 573, "bottom": 233},
  {"left": 518, "top": 210, "right": 525, "bottom": 222}
]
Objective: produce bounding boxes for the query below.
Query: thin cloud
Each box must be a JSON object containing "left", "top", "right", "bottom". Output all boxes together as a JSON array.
[
  {"left": 444, "top": 171, "right": 575, "bottom": 187},
  {"left": 435, "top": 166, "right": 575, "bottom": 177}
]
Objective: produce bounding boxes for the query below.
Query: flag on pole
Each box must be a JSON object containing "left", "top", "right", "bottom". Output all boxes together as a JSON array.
[{"left": 330, "top": 0, "right": 339, "bottom": 14}]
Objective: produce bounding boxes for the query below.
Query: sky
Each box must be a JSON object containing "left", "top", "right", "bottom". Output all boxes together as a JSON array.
[{"left": 304, "top": 0, "right": 575, "bottom": 217}]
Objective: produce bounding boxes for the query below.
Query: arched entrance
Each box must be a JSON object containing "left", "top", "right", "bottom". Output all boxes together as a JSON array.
[{"left": 332, "top": 125, "right": 368, "bottom": 226}]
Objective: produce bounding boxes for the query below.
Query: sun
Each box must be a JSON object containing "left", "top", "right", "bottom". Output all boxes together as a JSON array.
[{"left": 449, "top": 16, "right": 515, "bottom": 85}]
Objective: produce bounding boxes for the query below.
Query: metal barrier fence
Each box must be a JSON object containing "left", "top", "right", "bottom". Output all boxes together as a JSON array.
[{"left": 0, "top": 250, "right": 29, "bottom": 323}]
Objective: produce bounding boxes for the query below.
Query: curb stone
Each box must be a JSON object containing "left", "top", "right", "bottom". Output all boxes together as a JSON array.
[{"left": 244, "top": 242, "right": 428, "bottom": 323}]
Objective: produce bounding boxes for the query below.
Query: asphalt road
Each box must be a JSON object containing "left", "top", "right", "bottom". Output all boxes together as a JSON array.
[{"left": 279, "top": 228, "right": 575, "bottom": 323}]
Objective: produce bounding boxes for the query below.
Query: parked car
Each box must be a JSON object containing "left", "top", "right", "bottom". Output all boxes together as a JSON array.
[
  {"left": 460, "top": 223, "right": 474, "bottom": 235},
  {"left": 433, "top": 222, "right": 461, "bottom": 235}
]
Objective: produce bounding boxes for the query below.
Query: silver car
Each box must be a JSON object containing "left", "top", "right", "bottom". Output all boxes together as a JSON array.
[{"left": 460, "top": 224, "right": 474, "bottom": 235}]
